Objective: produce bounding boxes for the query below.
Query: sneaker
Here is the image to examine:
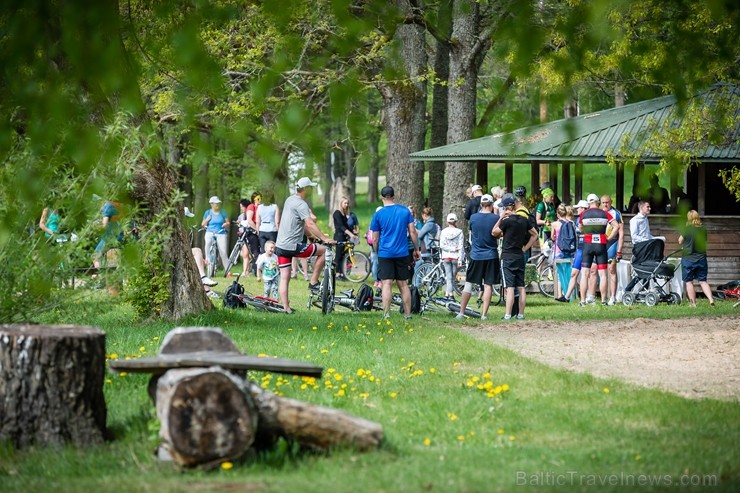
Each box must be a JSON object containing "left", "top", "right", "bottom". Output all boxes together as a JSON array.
[
  {"left": 308, "top": 282, "right": 320, "bottom": 292},
  {"left": 290, "top": 271, "right": 297, "bottom": 279},
  {"left": 383, "top": 313, "right": 391, "bottom": 320},
  {"left": 601, "top": 301, "right": 608, "bottom": 306},
  {"left": 516, "top": 314, "right": 524, "bottom": 320},
  {"left": 201, "top": 276, "right": 217, "bottom": 286},
  {"left": 304, "top": 275, "right": 310, "bottom": 281},
  {"left": 585, "top": 296, "right": 596, "bottom": 304},
  {"left": 337, "top": 274, "right": 348, "bottom": 281},
  {"left": 502, "top": 314, "right": 512, "bottom": 320},
  {"left": 455, "top": 313, "right": 466, "bottom": 320},
  {"left": 578, "top": 301, "right": 587, "bottom": 307},
  {"left": 481, "top": 315, "right": 488, "bottom": 320},
  {"left": 205, "top": 290, "right": 220, "bottom": 299},
  {"left": 555, "top": 295, "right": 569, "bottom": 303},
  {"left": 608, "top": 297, "right": 616, "bottom": 306},
  {"left": 404, "top": 315, "right": 412, "bottom": 320}
]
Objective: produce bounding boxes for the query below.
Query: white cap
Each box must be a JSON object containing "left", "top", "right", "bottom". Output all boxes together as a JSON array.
[
  {"left": 209, "top": 196, "right": 222, "bottom": 204},
  {"left": 296, "top": 177, "right": 318, "bottom": 189},
  {"left": 183, "top": 207, "right": 195, "bottom": 218},
  {"left": 586, "top": 193, "right": 600, "bottom": 203},
  {"left": 480, "top": 194, "right": 494, "bottom": 204},
  {"left": 471, "top": 184, "right": 483, "bottom": 192},
  {"left": 447, "top": 213, "right": 458, "bottom": 223},
  {"left": 575, "top": 199, "right": 589, "bottom": 209}
]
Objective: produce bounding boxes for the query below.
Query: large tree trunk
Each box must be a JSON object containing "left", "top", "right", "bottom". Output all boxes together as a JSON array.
[
  {"left": 0, "top": 325, "right": 108, "bottom": 448},
  {"left": 132, "top": 159, "right": 213, "bottom": 318},
  {"left": 443, "top": 0, "right": 488, "bottom": 229},
  {"left": 428, "top": 0, "right": 453, "bottom": 217},
  {"left": 377, "top": 0, "right": 427, "bottom": 209}
]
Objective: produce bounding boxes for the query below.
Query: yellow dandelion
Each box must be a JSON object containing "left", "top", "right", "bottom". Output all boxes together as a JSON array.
[
  {"left": 497, "top": 428, "right": 505, "bottom": 435},
  {"left": 447, "top": 412, "right": 458, "bottom": 421},
  {"left": 379, "top": 337, "right": 384, "bottom": 342},
  {"left": 603, "top": 387, "right": 610, "bottom": 393},
  {"left": 119, "top": 372, "right": 127, "bottom": 377},
  {"left": 221, "top": 461, "right": 233, "bottom": 470},
  {"left": 635, "top": 455, "right": 641, "bottom": 461},
  {"left": 311, "top": 326, "right": 318, "bottom": 331},
  {"left": 109, "top": 353, "right": 118, "bottom": 359},
  {"left": 389, "top": 392, "right": 398, "bottom": 398},
  {"left": 429, "top": 368, "right": 436, "bottom": 373},
  {"left": 456, "top": 435, "right": 465, "bottom": 441},
  {"left": 139, "top": 346, "right": 146, "bottom": 352},
  {"left": 423, "top": 438, "right": 431, "bottom": 446},
  {"left": 509, "top": 435, "right": 516, "bottom": 441},
  {"left": 333, "top": 373, "right": 343, "bottom": 381},
  {"left": 335, "top": 389, "right": 345, "bottom": 397},
  {"left": 321, "top": 349, "right": 328, "bottom": 354},
  {"left": 153, "top": 336, "right": 159, "bottom": 341},
  {"left": 356, "top": 369, "right": 365, "bottom": 376},
  {"left": 105, "top": 378, "right": 112, "bottom": 384}
]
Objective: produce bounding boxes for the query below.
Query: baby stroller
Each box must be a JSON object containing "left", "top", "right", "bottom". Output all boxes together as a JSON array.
[{"left": 622, "top": 239, "right": 682, "bottom": 307}]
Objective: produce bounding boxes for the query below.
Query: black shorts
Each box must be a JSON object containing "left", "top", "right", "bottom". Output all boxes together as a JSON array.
[
  {"left": 466, "top": 258, "right": 500, "bottom": 286},
  {"left": 581, "top": 243, "right": 608, "bottom": 270},
  {"left": 377, "top": 256, "right": 411, "bottom": 282},
  {"left": 501, "top": 257, "right": 526, "bottom": 288}
]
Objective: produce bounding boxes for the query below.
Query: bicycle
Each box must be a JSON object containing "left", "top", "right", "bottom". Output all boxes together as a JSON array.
[
  {"left": 419, "top": 296, "right": 482, "bottom": 318},
  {"left": 224, "top": 274, "right": 286, "bottom": 313},
  {"left": 340, "top": 245, "right": 371, "bottom": 283},
  {"left": 527, "top": 250, "right": 555, "bottom": 298},
  {"left": 307, "top": 240, "right": 347, "bottom": 315},
  {"left": 224, "top": 227, "right": 253, "bottom": 277}
]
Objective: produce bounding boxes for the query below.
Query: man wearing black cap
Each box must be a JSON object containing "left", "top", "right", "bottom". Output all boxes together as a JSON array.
[
  {"left": 369, "top": 186, "right": 420, "bottom": 319},
  {"left": 493, "top": 195, "right": 538, "bottom": 320},
  {"left": 464, "top": 184, "right": 484, "bottom": 221}
]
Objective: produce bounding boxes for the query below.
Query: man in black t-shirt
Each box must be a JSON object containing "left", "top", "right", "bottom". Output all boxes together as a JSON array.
[
  {"left": 463, "top": 184, "right": 483, "bottom": 221},
  {"left": 493, "top": 196, "right": 538, "bottom": 320}
]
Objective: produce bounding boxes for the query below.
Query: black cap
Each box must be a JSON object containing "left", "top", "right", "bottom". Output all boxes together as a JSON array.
[{"left": 381, "top": 186, "right": 395, "bottom": 198}]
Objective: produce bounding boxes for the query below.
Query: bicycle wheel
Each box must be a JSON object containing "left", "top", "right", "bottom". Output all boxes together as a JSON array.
[
  {"left": 537, "top": 265, "right": 555, "bottom": 298},
  {"left": 253, "top": 295, "right": 286, "bottom": 313},
  {"left": 412, "top": 261, "right": 433, "bottom": 287},
  {"left": 207, "top": 240, "right": 218, "bottom": 278},
  {"left": 446, "top": 301, "right": 481, "bottom": 319},
  {"left": 320, "top": 270, "right": 334, "bottom": 315},
  {"left": 224, "top": 241, "right": 242, "bottom": 276},
  {"left": 342, "top": 251, "right": 371, "bottom": 283},
  {"left": 296, "top": 257, "right": 314, "bottom": 278}
]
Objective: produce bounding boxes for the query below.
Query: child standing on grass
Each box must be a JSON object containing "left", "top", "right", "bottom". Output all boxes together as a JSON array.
[{"left": 256, "top": 240, "right": 279, "bottom": 299}]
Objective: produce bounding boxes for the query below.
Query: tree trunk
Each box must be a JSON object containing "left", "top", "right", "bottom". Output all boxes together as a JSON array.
[
  {"left": 428, "top": 0, "right": 453, "bottom": 217},
  {"left": 0, "top": 324, "right": 107, "bottom": 448},
  {"left": 443, "top": 0, "right": 488, "bottom": 229},
  {"left": 247, "top": 382, "right": 384, "bottom": 452},
  {"left": 378, "top": 0, "right": 427, "bottom": 209},
  {"left": 156, "top": 367, "right": 258, "bottom": 467},
  {"left": 132, "top": 159, "right": 213, "bottom": 319}
]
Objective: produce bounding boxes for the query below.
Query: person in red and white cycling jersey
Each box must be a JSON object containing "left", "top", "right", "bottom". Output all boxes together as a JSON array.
[{"left": 578, "top": 193, "right": 619, "bottom": 306}]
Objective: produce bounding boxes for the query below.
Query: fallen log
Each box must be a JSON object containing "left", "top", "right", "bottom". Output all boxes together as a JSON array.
[{"left": 0, "top": 324, "right": 107, "bottom": 448}]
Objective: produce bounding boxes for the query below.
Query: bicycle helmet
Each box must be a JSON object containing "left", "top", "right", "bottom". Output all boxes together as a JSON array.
[{"left": 514, "top": 185, "right": 526, "bottom": 197}]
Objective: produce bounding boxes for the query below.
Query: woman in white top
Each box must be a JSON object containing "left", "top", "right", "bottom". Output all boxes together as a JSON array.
[
  {"left": 256, "top": 192, "right": 280, "bottom": 253},
  {"left": 439, "top": 213, "right": 465, "bottom": 300}
]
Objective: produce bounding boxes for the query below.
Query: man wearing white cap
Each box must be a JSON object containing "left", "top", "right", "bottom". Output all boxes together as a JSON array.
[
  {"left": 275, "top": 177, "right": 335, "bottom": 314},
  {"left": 439, "top": 212, "right": 465, "bottom": 300},
  {"left": 457, "top": 194, "right": 501, "bottom": 320},
  {"left": 577, "top": 193, "right": 619, "bottom": 306}
]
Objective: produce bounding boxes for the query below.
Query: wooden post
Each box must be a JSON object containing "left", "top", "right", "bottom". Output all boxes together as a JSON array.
[
  {"left": 505, "top": 162, "right": 513, "bottom": 191},
  {"left": 562, "top": 162, "right": 571, "bottom": 204},
  {"left": 575, "top": 163, "right": 583, "bottom": 201},
  {"left": 616, "top": 161, "right": 625, "bottom": 211},
  {"left": 0, "top": 325, "right": 107, "bottom": 448},
  {"left": 476, "top": 160, "right": 488, "bottom": 191}
]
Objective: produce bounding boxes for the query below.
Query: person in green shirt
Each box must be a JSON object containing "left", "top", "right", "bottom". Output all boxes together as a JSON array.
[{"left": 535, "top": 187, "right": 557, "bottom": 240}]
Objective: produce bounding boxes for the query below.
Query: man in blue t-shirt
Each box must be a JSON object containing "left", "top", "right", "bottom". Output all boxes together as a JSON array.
[
  {"left": 456, "top": 194, "right": 500, "bottom": 320},
  {"left": 370, "top": 186, "right": 420, "bottom": 319}
]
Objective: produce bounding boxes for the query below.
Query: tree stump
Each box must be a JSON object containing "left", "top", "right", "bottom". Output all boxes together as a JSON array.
[
  {"left": 0, "top": 324, "right": 107, "bottom": 448},
  {"left": 156, "top": 367, "right": 258, "bottom": 467}
]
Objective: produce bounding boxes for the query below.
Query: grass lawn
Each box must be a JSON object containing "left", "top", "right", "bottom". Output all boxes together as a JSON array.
[{"left": 2, "top": 280, "right": 738, "bottom": 493}]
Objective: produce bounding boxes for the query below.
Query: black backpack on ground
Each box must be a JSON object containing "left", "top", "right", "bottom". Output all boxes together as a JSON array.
[
  {"left": 223, "top": 280, "right": 246, "bottom": 309},
  {"left": 399, "top": 285, "right": 422, "bottom": 314},
  {"left": 354, "top": 283, "right": 374, "bottom": 311},
  {"left": 556, "top": 219, "right": 577, "bottom": 255}
]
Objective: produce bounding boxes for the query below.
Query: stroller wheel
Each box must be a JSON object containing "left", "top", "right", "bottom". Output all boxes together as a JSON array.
[
  {"left": 669, "top": 292, "right": 681, "bottom": 305},
  {"left": 622, "top": 292, "right": 636, "bottom": 306},
  {"left": 645, "top": 291, "right": 659, "bottom": 307}
]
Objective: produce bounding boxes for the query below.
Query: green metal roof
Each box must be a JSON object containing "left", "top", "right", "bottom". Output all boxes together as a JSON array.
[{"left": 409, "top": 83, "right": 740, "bottom": 163}]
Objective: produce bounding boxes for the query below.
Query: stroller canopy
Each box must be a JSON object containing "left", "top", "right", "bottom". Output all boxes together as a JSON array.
[{"left": 631, "top": 239, "right": 665, "bottom": 265}]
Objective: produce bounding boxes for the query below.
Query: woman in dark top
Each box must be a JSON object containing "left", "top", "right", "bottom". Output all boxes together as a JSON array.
[
  {"left": 678, "top": 210, "right": 714, "bottom": 307},
  {"left": 332, "top": 197, "right": 358, "bottom": 280}
]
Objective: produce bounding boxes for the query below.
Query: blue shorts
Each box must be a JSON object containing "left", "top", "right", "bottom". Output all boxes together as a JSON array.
[
  {"left": 607, "top": 242, "right": 618, "bottom": 261},
  {"left": 572, "top": 248, "right": 583, "bottom": 270},
  {"left": 682, "top": 258, "right": 708, "bottom": 282}
]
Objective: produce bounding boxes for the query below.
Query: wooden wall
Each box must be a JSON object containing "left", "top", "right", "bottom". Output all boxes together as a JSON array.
[{"left": 621, "top": 215, "right": 740, "bottom": 287}]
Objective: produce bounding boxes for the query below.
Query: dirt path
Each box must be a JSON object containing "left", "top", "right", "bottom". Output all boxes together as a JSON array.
[{"left": 455, "top": 316, "right": 740, "bottom": 401}]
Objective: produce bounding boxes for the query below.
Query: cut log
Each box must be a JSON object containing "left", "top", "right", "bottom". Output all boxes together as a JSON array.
[
  {"left": 0, "top": 324, "right": 107, "bottom": 448},
  {"left": 156, "top": 367, "right": 258, "bottom": 467},
  {"left": 248, "top": 382, "right": 384, "bottom": 451}
]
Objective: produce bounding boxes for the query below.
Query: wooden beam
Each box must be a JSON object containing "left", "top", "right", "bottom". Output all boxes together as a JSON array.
[
  {"left": 505, "top": 162, "right": 513, "bottom": 191},
  {"left": 531, "top": 163, "right": 540, "bottom": 195},
  {"left": 698, "top": 164, "right": 706, "bottom": 215},
  {"left": 562, "top": 162, "right": 571, "bottom": 205},
  {"left": 575, "top": 163, "right": 583, "bottom": 201},
  {"left": 476, "top": 161, "right": 488, "bottom": 191},
  {"left": 616, "top": 161, "right": 624, "bottom": 211}
]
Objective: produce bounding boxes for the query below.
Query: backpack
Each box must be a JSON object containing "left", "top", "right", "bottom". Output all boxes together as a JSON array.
[
  {"left": 556, "top": 219, "right": 577, "bottom": 255},
  {"left": 399, "top": 285, "right": 421, "bottom": 314},
  {"left": 365, "top": 228, "right": 374, "bottom": 246},
  {"left": 223, "top": 280, "right": 246, "bottom": 309},
  {"left": 354, "top": 283, "right": 374, "bottom": 311}
]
